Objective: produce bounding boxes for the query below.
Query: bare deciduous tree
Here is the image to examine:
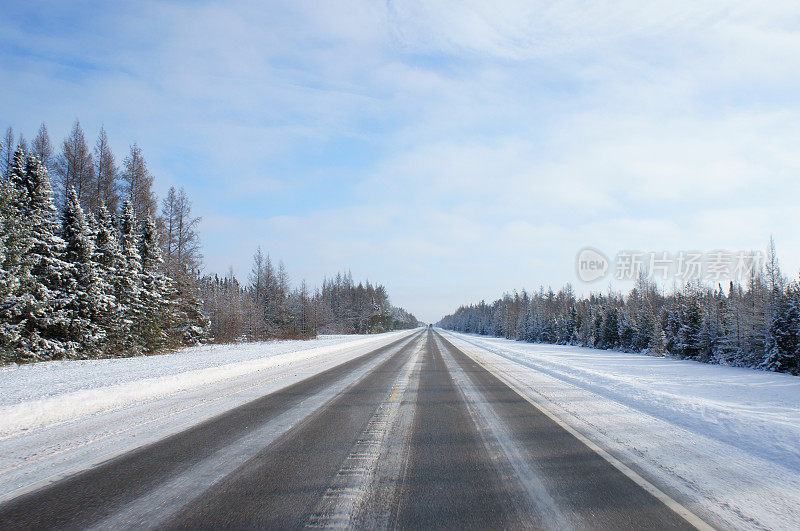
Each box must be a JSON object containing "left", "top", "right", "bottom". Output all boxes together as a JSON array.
[
  {"left": 1, "top": 126, "right": 15, "bottom": 178},
  {"left": 54, "top": 120, "right": 95, "bottom": 209},
  {"left": 160, "top": 186, "right": 202, "bottom": 283},
  {"left": 121, "top": 143, "right": 156, "bottom": 220},
  {"left": 93, "top": 126, "right": 120, "bottom": 214},
  {"left": 31, "top": 123, "right": 54, "bottom": 173}
]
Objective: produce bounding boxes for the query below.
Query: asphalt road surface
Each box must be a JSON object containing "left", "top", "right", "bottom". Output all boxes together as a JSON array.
[{"left": 0, "top": 329, "right": 707, "bottom": 530}]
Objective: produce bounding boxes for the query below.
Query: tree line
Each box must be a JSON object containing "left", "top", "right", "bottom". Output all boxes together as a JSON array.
[
  {"left": 438, "top": 240, "right": 799, "bottom": 376},
  {"left": 1, "top": 122, "right": 418, "bottom": 363},
  {"left": 199, "top": 262, "right": 420, "bottom": 343}
]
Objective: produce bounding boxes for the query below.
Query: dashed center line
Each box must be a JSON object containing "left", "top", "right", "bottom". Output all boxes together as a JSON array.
[{"left": 305, "top": 344, "right": 422, "bottom": 529}]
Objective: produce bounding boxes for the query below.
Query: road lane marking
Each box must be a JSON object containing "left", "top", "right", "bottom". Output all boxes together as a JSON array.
[
  {"left": 305, "top": 343, "right": 423, "bottom": 529},
  {"left": 438, "top": 330, "right": 714, "bottom": 531},
  {"left": 0, "top": 330, "right": 424, "bottom": 506},
  {"left": 84, "top": 334, "right": 426, "bottom": 531},
  {"left": 434, "top": 334, "right": 570, "bottom": 530}
]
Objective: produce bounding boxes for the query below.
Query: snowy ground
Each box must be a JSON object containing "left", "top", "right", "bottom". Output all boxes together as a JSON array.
[
  {"left": 0, "top": 330, "right": 417, "bottom": 503},
  {"left": 441, "top": 329, "right": 800, "bottom": 530},
  {"left": 0, "top": 332, "right": 409, "bottom": 435}
]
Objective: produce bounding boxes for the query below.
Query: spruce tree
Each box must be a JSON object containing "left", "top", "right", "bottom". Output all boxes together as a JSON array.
[
  {"left": 601, "top": 308, "right": 620, "bottom": 349},
  {"left": 119, "top": 200, "right": 144, "bottom": 355},
  {"left": 0, "top": 150, "right": 70, "bottom": 361},
  {"left": 61, "top": 187, "right": 110, "bottom": 358},
  {"left": 93, "top": 205, "right": 127, "bottom": 352},
  {"left": 138, "top": 215, "right": 171, "bottom": 351},
  {"left": 762, "top": 293, "right": 800, "bottom": 375},
  {"left": 0, "top": 174, "right": 27, "bottom": 361},
  {"left": 23, "top": 153, "right": 73, "bottom": 360},
  {"left": 677, "top": 297, "right": 704, "bottom": 359},
  {"left": 649, "top": 316, "right": 666, "bottom": 355}
]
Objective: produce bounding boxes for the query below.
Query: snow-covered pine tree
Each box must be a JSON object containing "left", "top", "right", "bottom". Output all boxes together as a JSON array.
[
  {"left": 138, "top": 214, "right": 172, "bottom": 351},
  {"left": 762, "top": 290, "right": 800, "bottom": 375},
  {"left": 0, "top": 150, "right": 70, "bottom": 361},
  {"left": 677, "top": 293, "right": 704, "bottom": 359},
  {"left": 0, "top": 170, "right": 27, "bottom": 362},
  {"left": 23, "top": 153, "right": 74, "bottom": 360},
  {"left": 635, "top": 309, "right": 654, "bottom": 352},
  {"left": 119, "top": 200, "right": 144, "bottom": 355},
  {"left": 93, "top": 204, "right": 128, "bottom": 353},
  {"left": 664, "top": 302, "right": 681, "bottom": 354},
  {"left": 566, "top": 305, "right": 580, "bottom": 345},
  {"left": 649, "top": 315, "right": 666, "bottom": 355},
  {"left": 145, "top": 206, "right": 208, "bottom": 348},
  {"left": 600, "top": 307, "right": 620, "bottom": 349},
  {"left": 61, "top": 187, "right": 111, "bottom": 357}
]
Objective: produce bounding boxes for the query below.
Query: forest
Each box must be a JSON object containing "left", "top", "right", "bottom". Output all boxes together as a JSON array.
[
  {"left": 438, "top": 242, "right": 800, "bottom": 376},
  {"left": 0, "top": 123, "right": 418, "bottom": 364}
]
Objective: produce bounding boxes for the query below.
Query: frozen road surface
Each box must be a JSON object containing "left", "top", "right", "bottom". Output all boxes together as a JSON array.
[{"left": 0, "top": 328, "right": 754, "bottom": 529}]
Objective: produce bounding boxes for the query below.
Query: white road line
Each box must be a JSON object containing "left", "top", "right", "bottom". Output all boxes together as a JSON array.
[
  {"left": 0, "top": 330, "right": 422, "bottom": 505},
  {"left": 435, "top": 334, "right": 572, "bottom": 530},
  {"left": 305, "top": 342, "right": 423, "bottom": 529},
  {"left": 439, "top": 330, "right": 714, "bottom": 531},
  {"left": 87, "top": 336, "right": 420, "bottom": 531}
]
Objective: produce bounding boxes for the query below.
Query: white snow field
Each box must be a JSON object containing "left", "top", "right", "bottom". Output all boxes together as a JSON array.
[
  {"left": 441, "top": 329, "right": 800, "bottom": 530},
  {"left": 0, "top": 329, "right": 418, "bottom": 503}
]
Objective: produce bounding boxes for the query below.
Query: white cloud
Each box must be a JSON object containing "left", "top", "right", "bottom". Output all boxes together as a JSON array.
[{"left": 3, "top": 1, "right": 800, "bottom": 321}]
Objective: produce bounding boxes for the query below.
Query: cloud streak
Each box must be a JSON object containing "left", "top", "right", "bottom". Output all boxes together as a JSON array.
[{"left": 2, "top": 1, "right": 799, "bottom": 321}]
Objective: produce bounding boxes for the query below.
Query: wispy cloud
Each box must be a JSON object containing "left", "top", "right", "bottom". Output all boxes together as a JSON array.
[{"left": 2, "top": 1, "right": 799, "bottom": 321}]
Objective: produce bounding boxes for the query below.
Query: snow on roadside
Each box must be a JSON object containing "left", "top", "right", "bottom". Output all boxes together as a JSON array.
[
  {"left": 441, "top": 329, "right": 800, "bottom": 530},
  {"left": 0, "top": 331, "right": 410, "bottom": 436}
]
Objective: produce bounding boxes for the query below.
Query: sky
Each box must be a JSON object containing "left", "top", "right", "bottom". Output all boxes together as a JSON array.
[{"left": 2, "top": 1, "right": 800, "bottom": 323}]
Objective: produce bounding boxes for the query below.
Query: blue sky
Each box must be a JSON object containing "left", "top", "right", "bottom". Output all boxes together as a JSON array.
[{"left": 3, "top": 1, "right": 800, "bottom": 322}]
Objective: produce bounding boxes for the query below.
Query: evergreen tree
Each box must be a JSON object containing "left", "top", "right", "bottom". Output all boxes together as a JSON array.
[
  {"left": 119, "top": 200, "right": 145, "bottom": 355},
  {"left": 139, "top": 215, "right": 171, "bottom": 351},
  {"left": 762, "top": 292, "right": 800, "bottom": 375},
  {"left": 0, "top": 170, "right": 28, "bottom": 361},
  {"left": 93, "top": 205, "right": 127, "bottom": 352},
  {"left": 677, "top": 297, "right": 704, "bottom": 359},
  {"left": 0, "top": 150, "right": 70, "bottom": 361},
  {"left": 22, "top": 152, "right": 72, "bottom": 359},
  {"left": 649, "top": 316, "right": 666, "bottom": 354},
  {"left": 600, "top": 308, "right": 620, "bottom": 349},
  {"left": 61, "top": 187, "right": 110, "bottom": 357}
]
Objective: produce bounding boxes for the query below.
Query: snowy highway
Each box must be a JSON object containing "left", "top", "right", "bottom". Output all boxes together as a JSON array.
[{"left": 0, "top": 328, "right": 720, "bottom": 529}]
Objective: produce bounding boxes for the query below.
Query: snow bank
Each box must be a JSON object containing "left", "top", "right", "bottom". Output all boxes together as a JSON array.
[
  {"left": 0, "top": 331, "right": 410, "bottom": 436},
  {"left": 441, "top": 330, "right": 800, "bottom": 529}
]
